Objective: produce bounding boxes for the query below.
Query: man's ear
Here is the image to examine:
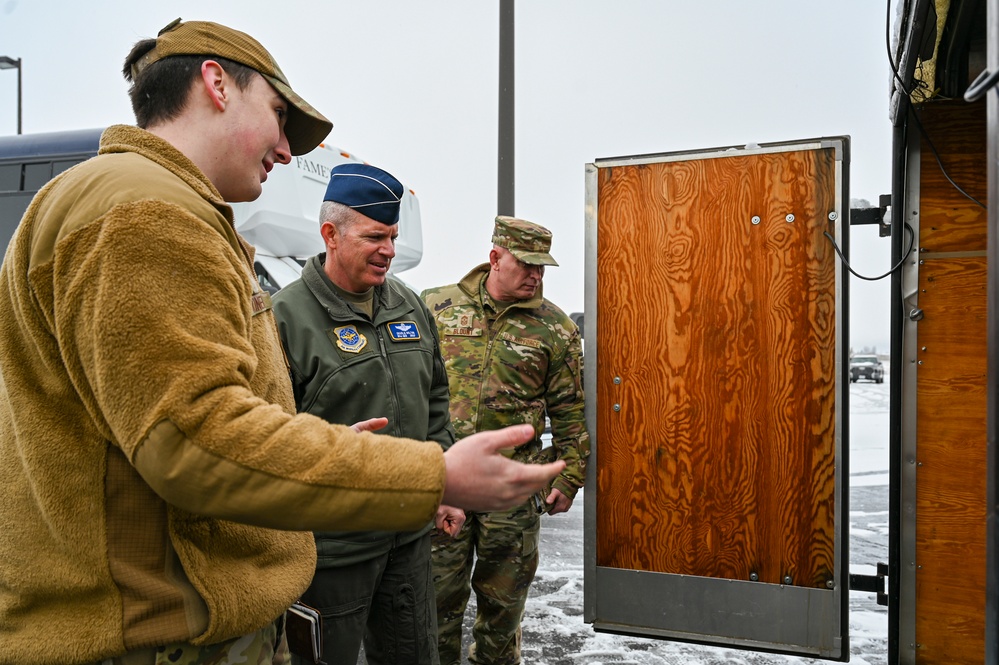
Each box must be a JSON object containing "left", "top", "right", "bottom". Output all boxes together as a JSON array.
[
  {"left": 320, "top": 221, "right": 339, "bottom": 250},
  {"left": 489, "top": 247, "right": 501, "bottom": 270},
  {"left": 200, "top": 60, "right": 227, "bottom": 112}
]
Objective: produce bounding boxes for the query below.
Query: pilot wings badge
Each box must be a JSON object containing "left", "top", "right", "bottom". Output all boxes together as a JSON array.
[
  {"left": 333, "top": 325, "right": 367, "bottom": 353},
  {"left": 387, "top": 321, "right": 421, "bottom": 342}
]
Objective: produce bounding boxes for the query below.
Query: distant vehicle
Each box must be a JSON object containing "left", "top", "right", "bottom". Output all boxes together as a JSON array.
[
  {"left": 849, "top": 354, "right": 884, "bottom": 383},
  {"left": 0, "top": 128, "right": 423, "bottom": 293}
]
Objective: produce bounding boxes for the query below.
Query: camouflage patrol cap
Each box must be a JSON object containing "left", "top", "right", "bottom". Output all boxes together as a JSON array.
[
  {"left": 491, "top": 216, "right": 559, "bottom": 266},
  {"left": 129, "top": 18, "right": 333, "bottom": 156}
]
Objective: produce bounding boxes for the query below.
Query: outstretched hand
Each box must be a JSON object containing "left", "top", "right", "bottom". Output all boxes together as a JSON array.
[
  {"left": 442, "top": 424, "right": 565, "bottom": 512},
  {"left": 350, "top": 417, "right": 389, "bottom": 433}
]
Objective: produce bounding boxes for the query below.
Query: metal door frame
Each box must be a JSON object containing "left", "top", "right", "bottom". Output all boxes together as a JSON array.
[{"left": 583, "top": 138, "right": 850, "bottom": 660}]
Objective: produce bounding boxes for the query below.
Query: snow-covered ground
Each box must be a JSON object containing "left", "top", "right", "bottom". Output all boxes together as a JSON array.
[{"left": 457, "top": 378, "right": 891, "bottom": 664}]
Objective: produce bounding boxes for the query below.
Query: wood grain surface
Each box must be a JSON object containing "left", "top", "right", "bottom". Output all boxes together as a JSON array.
[
  {"left": 914, "top": 258, "right": 986, "bottom": 665},
  {"left": 594, "top": 147, "right": 839, "bottom": 588},
  {"left": 912, "top": 99, "right": 987, "bottom": 665}
]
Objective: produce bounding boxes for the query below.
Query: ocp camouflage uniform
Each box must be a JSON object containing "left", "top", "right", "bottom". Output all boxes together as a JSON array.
[{"left": 422, "top": 259, "right": 589, "bottom": 665}]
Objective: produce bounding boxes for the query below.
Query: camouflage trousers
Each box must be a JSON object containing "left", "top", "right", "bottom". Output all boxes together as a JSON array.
[
  {"left": 92, "top": 617, "right": 289, "bottom": 665},
  {"left": 431, "top": 501, "right": 540, "bottom": 665}
]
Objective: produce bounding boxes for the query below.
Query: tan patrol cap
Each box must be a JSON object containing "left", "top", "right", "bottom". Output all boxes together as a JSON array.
[
  {"left": 491, "top": 216, "right": 558, "bottom": 266},
  {"left": 130, "top": 18, "right": 333, "bottom": 156}
]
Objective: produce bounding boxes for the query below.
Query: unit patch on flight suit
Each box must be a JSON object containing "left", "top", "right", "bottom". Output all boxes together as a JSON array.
[
  {"left": 386, "top": 321, "right": 421, "bottom": 341},
  {"left": 332, "top": 325, "right": 367, "bottom": 353}
]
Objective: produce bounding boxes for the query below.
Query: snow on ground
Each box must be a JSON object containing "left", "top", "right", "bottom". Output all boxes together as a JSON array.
[{"left": 455, "top": 378, "right": 891, "bottom": 664}]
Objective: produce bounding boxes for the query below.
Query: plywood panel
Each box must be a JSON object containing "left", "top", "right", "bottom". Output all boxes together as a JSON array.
[
  {"left": 913, "top": 261, "right": 987, "bottom": 665},
  {"left": 595, "top": 148, "right": 838, "bottom": 588},
  {"left": 917, "top": 101, "right": 987, "bottom": 252},
  {"left": 909, "top": 98, "right": 988, "bottom": 665}
]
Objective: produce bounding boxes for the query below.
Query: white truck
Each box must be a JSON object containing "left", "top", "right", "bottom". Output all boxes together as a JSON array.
[{"left": 0, "top": 128, "right": 423, "bottom": 292}]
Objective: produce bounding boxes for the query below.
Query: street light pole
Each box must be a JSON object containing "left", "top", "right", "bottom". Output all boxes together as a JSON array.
[
  {"left": 497, "top": 1, "right": 514, "bottom": 217},
  {"left": 0, "top": 56, "right": 22, "bottom": 134}
]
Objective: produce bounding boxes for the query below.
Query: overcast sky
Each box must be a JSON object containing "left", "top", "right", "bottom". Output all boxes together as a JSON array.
[{"left": 0, "top": 1, "right": 897, "bottom": 352}]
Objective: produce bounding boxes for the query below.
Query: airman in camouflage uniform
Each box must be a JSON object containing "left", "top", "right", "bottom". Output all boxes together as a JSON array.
[{"left": 422, "top": 216, "right": 590, "bottom": 665}]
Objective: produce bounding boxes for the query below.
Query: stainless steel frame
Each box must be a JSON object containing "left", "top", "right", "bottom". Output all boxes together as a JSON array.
[
  {"left": 582, "top": 162, "right": 599, "bottom": 621},
  {"left": 897, "top": 120, "right": 922, "bottom": 665},
  {"left": 986, "top": 3, "right": 999, "bottom": 662}
]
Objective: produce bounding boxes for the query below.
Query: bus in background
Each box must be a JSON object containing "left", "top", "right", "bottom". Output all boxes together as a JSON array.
[{"left": 0, "top": 128, "right": 423, "bottom": 293}]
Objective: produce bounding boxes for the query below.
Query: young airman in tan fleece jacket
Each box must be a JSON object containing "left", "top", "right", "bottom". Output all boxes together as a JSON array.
[{"left": 0, "top": 19, "right": 563, "bottom": 665}]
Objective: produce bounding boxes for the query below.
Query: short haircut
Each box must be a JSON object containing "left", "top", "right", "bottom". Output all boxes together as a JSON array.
[
  {"left": 122, "top": 39, "right": 258, "bottom": 129},
  {"left": 320, "top": 200, "right": 357, "bottom": 234}
]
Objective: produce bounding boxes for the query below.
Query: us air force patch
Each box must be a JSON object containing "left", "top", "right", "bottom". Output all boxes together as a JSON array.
[
  {"left": 387, "top": 321, "right": 421, "bottom": 342},
  {"left": 333, "top": 325, "right": 367, "bottom": 353}
]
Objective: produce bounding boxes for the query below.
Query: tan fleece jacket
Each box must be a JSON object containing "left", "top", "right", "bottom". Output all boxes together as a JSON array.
[{"left": 0, "top": 125, "right": 445, "bottom": 664}]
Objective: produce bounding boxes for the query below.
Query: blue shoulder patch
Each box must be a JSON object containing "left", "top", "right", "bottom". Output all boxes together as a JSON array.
[{"left": 387, "top": 321, "right": 421, "bottom": 342}]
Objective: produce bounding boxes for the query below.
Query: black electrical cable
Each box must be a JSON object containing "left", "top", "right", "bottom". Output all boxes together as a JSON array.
[
  {"left": 886, "top": 0, "right": 934, "bottom": 101},
  {"left": 824, "top": 222, "right": 915, "bottom": 282},
  {"left": 909, "top": 111, "right": 987, "bottom": 209},
  {"left": 884, "top": 0, "right": 986, "bottom": 210}
]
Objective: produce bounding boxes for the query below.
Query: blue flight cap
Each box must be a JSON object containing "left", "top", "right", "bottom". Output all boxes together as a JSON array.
[{"left": 323, "top": 163, "right": 404, "bottom": 225}]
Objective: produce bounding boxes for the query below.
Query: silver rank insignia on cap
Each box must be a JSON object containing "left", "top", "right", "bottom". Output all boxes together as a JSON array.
[
  {"left": 387, "top": 321, "right": 420, "bottom": 342},
  {"left": 333, "top": 325, "right": 367, "bottom": 353}
]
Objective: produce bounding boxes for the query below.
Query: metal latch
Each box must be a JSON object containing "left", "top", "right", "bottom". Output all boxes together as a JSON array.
[
  {"left": 849, "top": 194, "right": 892, "bottom": 238},
  {"left": 849, "top": 562, "right": 888, "bottom": 606}
]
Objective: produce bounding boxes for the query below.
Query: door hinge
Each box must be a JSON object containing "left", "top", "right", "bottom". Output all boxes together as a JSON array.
[
  {"left": 848, "top": 562, "right": 888, "bottom": 606},
  {"left": 849, "top": 194, "right": 892, "bottom": 238}
]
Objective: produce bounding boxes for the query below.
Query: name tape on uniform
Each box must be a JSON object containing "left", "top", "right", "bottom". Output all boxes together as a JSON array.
[{"left": 386, "top": 321, "right": 420, "bottom": 342}]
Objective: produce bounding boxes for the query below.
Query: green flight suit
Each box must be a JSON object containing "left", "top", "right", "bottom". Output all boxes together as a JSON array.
[{"left": 274, "top": 255, "right": 455, "bottom": 665}]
